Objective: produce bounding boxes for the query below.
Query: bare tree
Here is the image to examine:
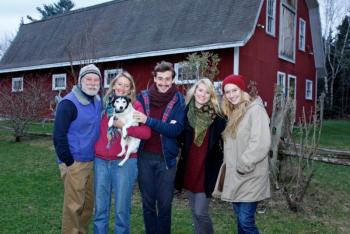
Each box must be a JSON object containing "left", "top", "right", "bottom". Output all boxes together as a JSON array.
[
  {"left": 0, "top": 77, "right": 51, "bottom": 142},
  {"left": 320, "top": 0, "right": 350, "bottom": 111},
  {"left": 269, "top": 86, "right": 325, "bottom": 211},
  {"left": 179, "top": 52, "right": 220, "bottom": 84},
  {"left": 65, "top": 18, "right": 98, "bottom": 85},
  {"left": 0, "top": 33, "right": 14, "bottom": 59}
]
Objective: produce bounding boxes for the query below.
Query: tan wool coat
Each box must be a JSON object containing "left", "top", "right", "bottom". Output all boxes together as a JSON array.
[{"left": 212, "top": 97, "right": 271, "bottom": 202}]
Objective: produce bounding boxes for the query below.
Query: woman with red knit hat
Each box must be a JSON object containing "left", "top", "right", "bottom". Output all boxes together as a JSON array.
[{"left": 213, "top": 74, "right": 271, "bottom": 234}]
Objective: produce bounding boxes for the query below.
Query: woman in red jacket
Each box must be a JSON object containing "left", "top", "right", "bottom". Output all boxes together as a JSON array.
[{"left": 94, "top": 71, "right": 151, "bottom": 234}]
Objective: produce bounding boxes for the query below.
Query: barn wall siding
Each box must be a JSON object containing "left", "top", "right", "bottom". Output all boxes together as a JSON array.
[{"left": 239, "top": 0, "right": 316, "bottom": 118}]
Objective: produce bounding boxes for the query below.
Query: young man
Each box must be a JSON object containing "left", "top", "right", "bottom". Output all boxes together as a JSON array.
[
  {"left": 133, "top": 61, "right": 186, "bottom": 234},
  {"left": 53, "top": 64, "right": 102, "bottom": 234}
]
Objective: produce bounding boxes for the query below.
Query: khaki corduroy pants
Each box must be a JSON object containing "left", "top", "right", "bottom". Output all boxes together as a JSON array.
[{"left": 59, "top": 161, "right": 94, "bottom": 234}]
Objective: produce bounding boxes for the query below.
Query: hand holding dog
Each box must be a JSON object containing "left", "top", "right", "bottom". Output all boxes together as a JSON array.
[{"left": 133, "top": 111, "right": 147, "bottom": 124}]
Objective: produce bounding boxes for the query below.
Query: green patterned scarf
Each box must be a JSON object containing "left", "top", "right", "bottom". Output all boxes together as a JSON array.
[{"left": 187, "top": 98, "right": 215, "bottom": 146}]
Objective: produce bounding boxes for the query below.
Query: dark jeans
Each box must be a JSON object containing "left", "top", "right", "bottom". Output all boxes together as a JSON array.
[
  {"left": 232, "top": 202, "right": 259, "bottom": 234},
  {"left": 138, "top": 152, "right": 176, "bottom": 234}
]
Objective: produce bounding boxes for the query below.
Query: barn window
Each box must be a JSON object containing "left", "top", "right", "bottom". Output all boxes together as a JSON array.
[
  {"left": 299, "top": 18, "right": 306, "bottom": 51},
  {"left": 12, "top": 77, "right": 23, "bottom": 92},
  {"left": 213, "top": 81, "right": 223, "bottom": 96},
  {"left": 278, "top": 0, "right": 297, "bottom": 62},
  {"left": 174, "top": 62, "right": 199, "bottom": 84},
  {"left": 266, "top": 0, "right": 276, "bottom": 36},
  {"left": 52, "top": 73, "right": 66, "bottom": 90},
  {"left": 287, "top": 74, "right": 297, "bottom": 100},
  {"left": 284, "top": 0, "right": 296, "bottom": 9},
  {"left": 104, "top": 69, "right": 122, "bottom": 88},
  {"left": 277, "top": 71, "right": 286, "bottom": 95},
  {"left": 305, "top": 79, "right": 313, "bottom": 100}
]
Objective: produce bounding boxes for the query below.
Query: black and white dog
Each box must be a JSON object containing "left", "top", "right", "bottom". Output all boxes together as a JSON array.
[{"left": 108, "top": 95, "right": 140, "bottom": 167}]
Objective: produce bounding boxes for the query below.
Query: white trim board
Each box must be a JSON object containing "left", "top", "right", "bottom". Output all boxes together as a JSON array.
[{"left": 0, "top": 42, "right": 245, "bottom": 74}]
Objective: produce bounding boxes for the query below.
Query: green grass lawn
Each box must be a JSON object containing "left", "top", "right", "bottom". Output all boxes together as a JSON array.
[
  {"left": 0, "top": 120, "right": 349, "bottom": 233},
  {"left": 0, "top": 121, "right": 53, "bottom": 134},
  {"left": 319, "top": 120, "right": 350, "bottom": 150},
  {"left": 2, "top": 119, "right": 349, "bottom": 149}
]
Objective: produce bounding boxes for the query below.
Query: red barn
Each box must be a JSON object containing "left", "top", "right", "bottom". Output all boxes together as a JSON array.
[{"left": 0, "top": 0, "right": 324, "bottom": 118}]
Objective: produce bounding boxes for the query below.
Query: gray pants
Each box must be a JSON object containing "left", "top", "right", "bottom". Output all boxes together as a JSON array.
[{"left": 187, "top": 191, "right": 214, "bottom": 234}]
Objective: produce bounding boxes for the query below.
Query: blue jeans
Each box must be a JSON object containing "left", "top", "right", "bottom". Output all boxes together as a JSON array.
[
  {"left": 232, "top": 202, "right": 259, "bottom": 234},
  {"left": 94, "top": 157, "right": 138, "bottom": 234},
  {"left": 187, "top": 191, "right": 213, "bottom": 234},
  {"left": 138, "top": 152, "right": 176, "bottom": 234}
]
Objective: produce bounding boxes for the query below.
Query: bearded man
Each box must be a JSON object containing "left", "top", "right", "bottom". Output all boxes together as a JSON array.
[{"left": 53, "top": 64, "right": 102, "bottom": 234}]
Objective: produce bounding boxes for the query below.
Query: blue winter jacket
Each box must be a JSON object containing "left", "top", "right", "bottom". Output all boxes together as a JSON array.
[{"left": 137, "top": 90, "right": 185, "bottom": 169}]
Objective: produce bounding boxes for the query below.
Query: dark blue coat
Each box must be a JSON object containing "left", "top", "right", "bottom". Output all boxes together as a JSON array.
[{"left": 137, "top": 91, "right": 186, "bottom": 169}]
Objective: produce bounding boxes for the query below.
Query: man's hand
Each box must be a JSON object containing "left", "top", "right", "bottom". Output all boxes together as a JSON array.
[{"left": 133, "top": 111, "right": 147, "bottom": 124}]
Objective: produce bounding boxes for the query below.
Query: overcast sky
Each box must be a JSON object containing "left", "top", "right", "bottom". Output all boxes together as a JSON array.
[{"left": 0, "top": 0, "right": 111, "bottom": 40}]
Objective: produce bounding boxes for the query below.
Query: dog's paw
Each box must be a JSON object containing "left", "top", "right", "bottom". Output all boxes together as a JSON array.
[
  {"left": 122, "top": 129, "right": 128, "bottom": 138},
  {"left": 108, "top": 118, "right": 114, "bottom": 128}
]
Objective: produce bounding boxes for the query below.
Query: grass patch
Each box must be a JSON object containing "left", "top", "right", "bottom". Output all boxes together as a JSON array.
[
  {"left": 0, "top": 131, "right": 350, "bottom": 233},
  {"left": 1, "top": 119, "right": 348, "bottom": 149},
  {"left": 0, "top": 120, "right": 53, "bottom": 135},
  {"left": 292, "top": 120, "right": 350, "bottom": 151},
  {"left": 319, "top": 120, "right": 350, "bottom": 150},
  {"left": 27, "top": 121, "right": 54, "bottom": 134}
]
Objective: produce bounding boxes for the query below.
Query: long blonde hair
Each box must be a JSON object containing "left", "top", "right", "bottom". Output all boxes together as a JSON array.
[
  {"left": 104, "top": 70, "right": 136, "bottom": 104},
  {"left": 221, "top": 91, "right": 251, "bottom": 138},
  {"left": 185, "top": 78, "right": 220, "bottom": 114}
]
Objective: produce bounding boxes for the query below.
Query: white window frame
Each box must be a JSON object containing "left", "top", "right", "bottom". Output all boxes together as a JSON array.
[
  {"left": 266, "top": 0, "right": 276, "bottom": 36},
  {"left": 12, "top": 77, "right": 23, "bottom": 92},
  {"left": 174, "top": 62, "right": 199, "bottom": 85},
  {"left": 277, "top": 71, "right": 286, "bottom": 95},
  {"left": 299, "top": 18, "right": 306, "bottom": 51},
  {"left": 287, "top": 74, "right": 297, "bottom": 100},
  {"left": 278, "top": 0, "right": 297, "bottom": 63},
  {"left": 52, "top": 73, "right": 67, "bottom": 90},
  {"left": 213, "top": 81, "right": 223, "bottom": 96},
  {"left": 104, "top": 69, "right": 122, "bottom": 88},
  {"left": 305, "top": 79, "right": 313, "bottom": 100}
]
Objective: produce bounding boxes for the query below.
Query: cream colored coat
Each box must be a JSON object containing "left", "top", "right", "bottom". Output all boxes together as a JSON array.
[{"left": 212, "top": 97, "right": 271, "bottom": 202}]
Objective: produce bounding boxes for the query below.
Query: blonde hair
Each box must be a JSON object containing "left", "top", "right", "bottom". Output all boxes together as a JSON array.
[
  {"left": 104, "top": 70, "right": 136, "bottom": 103},
  {"left": 185, "top": 78, "right": 220, "bottom": 114},
  {"left": 221, "top": 90, "right": 251, "bottom": 138}
]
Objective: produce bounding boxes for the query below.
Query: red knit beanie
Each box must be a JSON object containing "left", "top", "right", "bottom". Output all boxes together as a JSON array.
[{"left": 222, "top": 74, "right": 246, "bottom": 93}]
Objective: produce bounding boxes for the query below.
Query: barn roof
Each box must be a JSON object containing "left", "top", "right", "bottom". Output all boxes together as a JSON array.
[{"left": 0, "top": 0, "right": 263, "bottom": 73}]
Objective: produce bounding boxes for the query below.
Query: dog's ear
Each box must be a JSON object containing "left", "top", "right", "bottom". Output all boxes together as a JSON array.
[
  {"left": 114, "top": 95, "right": 124, "bottom": 100},
  {"left": 109, "top": 94, "right": 117, "bottom": 104},
  {"left": 126, "top": 96, "right": 131, "bottom": 103},
  {"left": 108, "top": 95, "right": 113, "bottom": 104}
]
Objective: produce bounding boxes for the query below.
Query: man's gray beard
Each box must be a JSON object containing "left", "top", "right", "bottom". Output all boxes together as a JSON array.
[{"left": 81, "top": 84, "right": 99, "bottom": 96}]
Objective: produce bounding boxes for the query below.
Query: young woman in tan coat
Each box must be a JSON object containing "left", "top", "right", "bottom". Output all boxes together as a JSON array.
[{"left": 213, "top": 74, "right": 271, "bottom": 234}]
